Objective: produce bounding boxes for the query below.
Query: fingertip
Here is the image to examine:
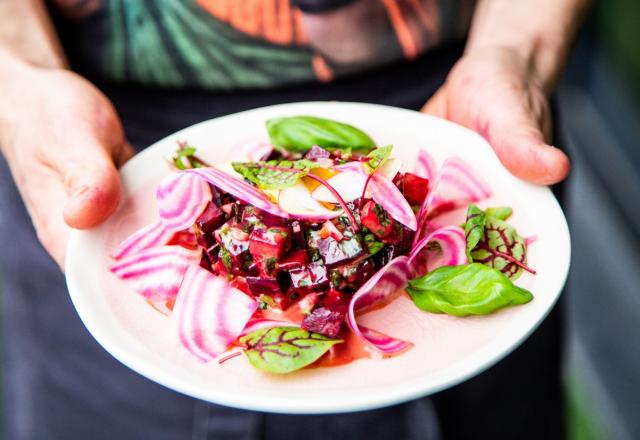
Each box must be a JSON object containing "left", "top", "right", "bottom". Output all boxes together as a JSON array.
[
  {"left": 502, "top": 142, "right": 571, "bottom": 186},
  {"left": 527, "top": 144, "right": 571, "bottom": 185},
  {"left": 63, "top": 167, "right": 121, "bottom": 229}
]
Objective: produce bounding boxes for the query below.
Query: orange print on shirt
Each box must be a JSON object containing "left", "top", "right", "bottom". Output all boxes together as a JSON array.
[
  {"left": 382, "top": 0, "right": 440, "bottom": 59},
  {"left": 196, "top": 0, "right": 309, "bottom": 46}
]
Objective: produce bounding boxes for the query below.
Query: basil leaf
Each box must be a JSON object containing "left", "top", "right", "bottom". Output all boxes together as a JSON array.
[
  {"left": 463, "top": 204, "right": 486, "bottom": 262},
  {"left": 471, "top": 217, "right": 527, "bottom": 279},
  {"left": 407, "top": 263, "right": 533, "bottom": 316},
  {"left": 232, "top": 159, "right": 316, "bottom": 189},
  {"left": 364, "top": 145, "right": 393, "bottom": 173},
  {"left": 485, "top": 206, "right": 513, "bottom": 221},
  {"left": 266, "top": 116, "right": 375, "bottom": 154},
  {"left": 240, "top": 327, "right": 342, "bottom": 374}
]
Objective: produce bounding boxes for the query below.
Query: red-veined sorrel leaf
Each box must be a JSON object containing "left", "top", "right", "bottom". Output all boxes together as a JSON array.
[
  {"left": 463, "top": 204, "right": 487, "bottom": 262},
  {"left": 239, "top": 327, "right": 342, "bottom": 374},
  {"left": 231, "top": 159, "right": 316, "bottom": 190},
  {"left": 470, "top": 217, "right": 534, "bottom": 279}
]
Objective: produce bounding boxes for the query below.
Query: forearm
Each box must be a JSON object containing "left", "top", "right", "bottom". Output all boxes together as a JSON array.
[
  {"left": 0, "top": 0, "right": 67, "bottom": 68},
  {"left": 465, "top": 0, "right": 591, "bottom": 92}
]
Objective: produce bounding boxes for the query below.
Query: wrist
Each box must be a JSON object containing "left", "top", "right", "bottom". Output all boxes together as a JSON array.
[
  {"left": 464, "top": 0, "right": 589, "bottom": 94},
  {"left": 0, "top": 47, "right": 43, "bottom": 154}
]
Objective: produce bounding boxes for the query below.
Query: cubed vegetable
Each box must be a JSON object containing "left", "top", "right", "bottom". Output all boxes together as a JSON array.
[
  {"left": 249, "top": 226, "right": 291, "bottom": 261},
  {"left": 360, "top": 201, "right": 394, "bottom": 241},
  {"left": 301, "top": 289, "right": 349, "bottom": 338},
  {"left": 289, "top": 263, "right": 329, "bottom": 294},
  {"left": 307, "top": 229, "right": 364, "bottom": 267},
  {"left": 401, "top": 173, "right": 429, "bottom": 205},
  {"left": 330, "top": 259, "right": 376, "bottom": 292}
]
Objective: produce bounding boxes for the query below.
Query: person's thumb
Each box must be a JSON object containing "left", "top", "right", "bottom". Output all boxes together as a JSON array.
[
  {"left": 486, "top": 113, "right": 570, "bottom": 185},
  {"left": 56, "top": 141, "right": 134, "bottom": 229}
]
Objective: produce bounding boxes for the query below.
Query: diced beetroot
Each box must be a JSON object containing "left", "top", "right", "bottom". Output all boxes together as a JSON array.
[
  {"left": 308, "top": 230, "right": 364, "bottom": 267},
  {"left": 277, "top": 249, "right": 309, "bottom": 271},
  {"left": 289, "top": 220, "right": 307, "bottom": 250},
  {"left": 329, "top": 258, "right": 376, "bottom": 292},
  {"left": 211, "top": 259, "right": 228, "bottom": 277},
  {"left": 214, "top": 220, "right": 252, "bottom": 270},
  {"left": 246, "top": 276, "right": 282, "bottom": 296},
  {"left": 401, "top": 173, "right": 429, "bottom": 205},
  {"left": 361, "top": 200, "right": 395, "bottom": 241},
  {"left": 249, "top": 226, "right": 290, "bottom": 261},
  {"left": 221, "top": 203, "right": 235, "bottom": 216},
  {"left": 230, "top": 276, "right": 251, "bottom": 296},
  {"left": 289, "top": 263, "right": 329, "bottom": 294},
  {"left": 302, "top": 290, "right": 349, "bottom": 338},
  {"left": 195, "top": 202, "right": 226, "bottom": 248}
]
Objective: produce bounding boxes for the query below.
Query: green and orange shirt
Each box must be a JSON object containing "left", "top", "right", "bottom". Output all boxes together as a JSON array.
[{"left": 51, "top": 0, "right": 475, "bottom": 90}]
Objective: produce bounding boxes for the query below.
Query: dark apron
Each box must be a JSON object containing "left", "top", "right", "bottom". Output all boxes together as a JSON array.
[{"left": 0, "top": 42, "right": 563, "bottom": 440}]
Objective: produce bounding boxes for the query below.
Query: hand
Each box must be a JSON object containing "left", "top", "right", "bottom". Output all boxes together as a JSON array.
[
  {"left": 422, "top": 46, "right": 570, "bottom": 185},
  {"left": 0, "top": 65, "right": 133, "bottom": 269}
]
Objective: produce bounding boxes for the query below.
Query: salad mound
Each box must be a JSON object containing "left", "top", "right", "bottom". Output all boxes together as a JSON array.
[{"left": 110, "top": 116, "right": 535, "bottom": 373}]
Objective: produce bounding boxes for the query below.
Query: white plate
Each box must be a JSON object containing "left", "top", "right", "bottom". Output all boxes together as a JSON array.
[{"left": 66, "top": 102, "right": 570, "bottom": 414}]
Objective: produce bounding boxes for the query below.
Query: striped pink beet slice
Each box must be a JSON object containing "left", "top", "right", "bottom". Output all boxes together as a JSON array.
[
  {"left": 409, "top": 226, "right": 467, "bottom": 277},
  {"left": 110, "top": 220, "right": 174, "bottom": 260},
  {"left": 346, "top": 256, "right": 414, "bottom": 354},
  {"left": 173, "top": 265, "right": 258, "bottom": 362},
  {"left": 185, "top": 168, "right": 289, "bottom": 219},
  {"left": 413, "top": 149, "right": 438, "bottom": 181},
  {"left": 240, "top": 318, "right": 300, "bottom": 337},
  {"left": 157, "top": 172, "right": 212, "bottom": 232},
  {"left": 415, "top": 157, "right": 491, "bottom": 245},
  {"left": 359, "top": 326, "right": 413, "bottom": 354},
  {"left": 335, "top": 161, "right": 417, "bottom": 230},
  {"left": 369, "top": 173, "right": 417, "bottom": 231},
  {"left": 109, "top": 246, "right": 202, "bottom": 301}
]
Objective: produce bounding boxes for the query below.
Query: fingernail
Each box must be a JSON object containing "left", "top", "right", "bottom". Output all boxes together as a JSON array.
[{"left": 70, "top": 186, "right": 89, "bottom": 200}]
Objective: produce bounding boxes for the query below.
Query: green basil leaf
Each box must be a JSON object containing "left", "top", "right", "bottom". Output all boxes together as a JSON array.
[
  {"left": 232, "top": 159, "right": 316, "bottom": 189},
  {"left": 485, "top": 206, "right": 513, "bottom": 221},
  {"left": 240, "top": 327, "right": 342, "bottom": 374},
  {"left": 470, "top": 217, "right": 527, "bottom": 280},
  {"left": 266, "top": 116, "right": 376, "bottom": 154},
  {"left": 463, "top": 204, "right": 486, "bottom": 262},
  {"left": 364, "top": 145, "right": 393, "bottom": 173},
  {"left": 407, "top": 263, "right": 533, "bottom": 316}
]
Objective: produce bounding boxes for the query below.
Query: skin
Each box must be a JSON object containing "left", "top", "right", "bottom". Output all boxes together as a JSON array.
[{"left": 0, "top": 0, "right": 589, "bottom": 269}]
